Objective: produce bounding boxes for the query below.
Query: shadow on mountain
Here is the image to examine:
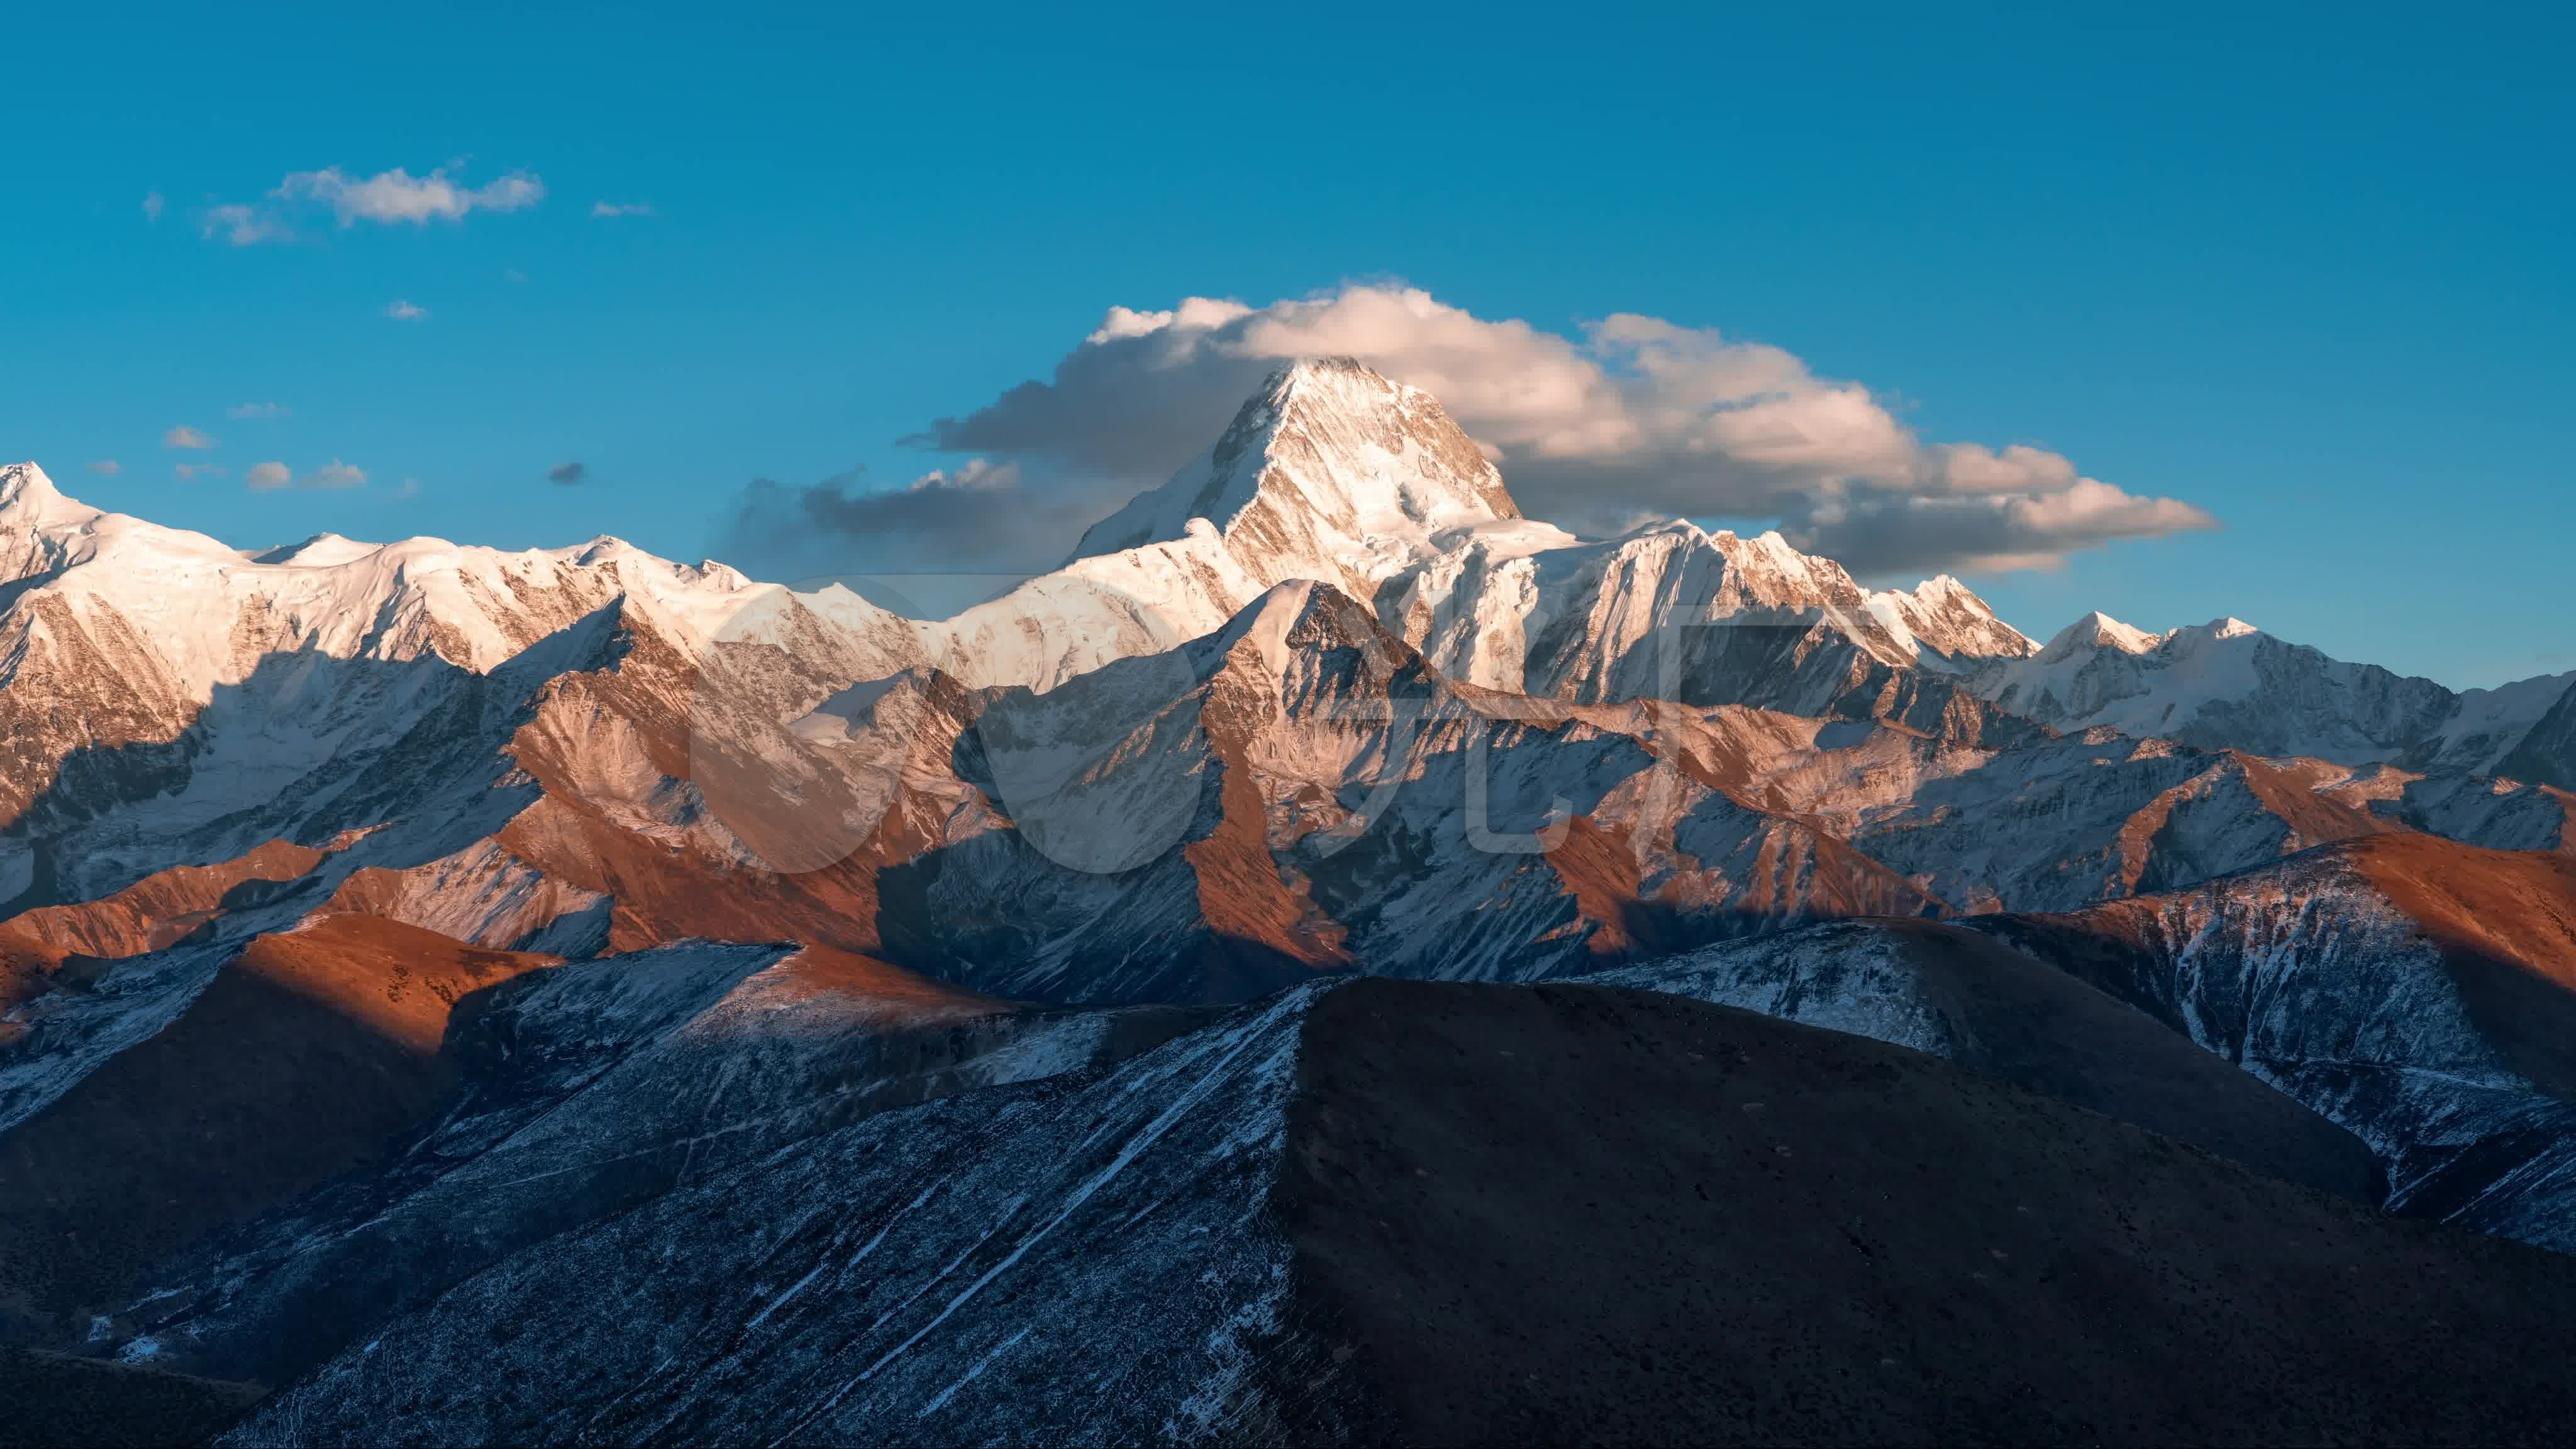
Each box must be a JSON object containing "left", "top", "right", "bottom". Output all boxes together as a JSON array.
[
  {"left": 1607, "top": 916, "right": 2384, "bottom": 1201},
  {"left": 0, "top": 601, "right": 631, "bottom": 918},
  {"left": 91, "top": 946, "right": 1223, "bottom": 1392},
  {"left": 1282, "top": 981, "right": 2576, "bottom": 1445},
  {"left": 0, "top": 1345, "right": 262, "bottom": 1449},
  {"left": 0, "top": 918, "right": 560, "bottom": 1342},
  {"left": 1967, "top": 835, "right": 2576, "bottom": 1250},
  {"left": 881, "top": 709, "right": 1883, "bottom": 1006},
  {"left": 1568, "top": 611, "right": 2045, "bottom": 748},
  {"left": 194, "top": 977, "right": 2576, "bottom": 1445}
]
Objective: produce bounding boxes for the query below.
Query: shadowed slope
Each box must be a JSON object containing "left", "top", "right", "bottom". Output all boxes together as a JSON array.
[
  {"left": 209, "top": 978, "right": 2576, "bottom": 1445},
  {"left": 1609, "top": 916, "right": 2382, "bottom": 1199},
  {"left": 1972, "top": 834, "right": 2576, "bottom": 1249},
  {"left": 1283, "top": 981, "right": 2576, "bottom": 1445},
  {"left": 0, "top": 1346, "right": 261, "bottom": 1449},
  {"left": 0, "top": 917, "right": 557, "bottom": 1334}
]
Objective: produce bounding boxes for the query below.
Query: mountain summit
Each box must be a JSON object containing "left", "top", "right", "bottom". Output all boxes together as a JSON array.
[{"left": 1072, "top": 357, "right": 1522, "bottom": 567}]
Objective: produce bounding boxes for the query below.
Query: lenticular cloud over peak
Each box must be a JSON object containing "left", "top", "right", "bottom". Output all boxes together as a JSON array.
[{"left": 918, "top": 283, "right": 2215, "bottom": 576}]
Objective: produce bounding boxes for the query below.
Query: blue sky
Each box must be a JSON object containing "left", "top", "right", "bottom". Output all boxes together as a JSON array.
[{"left": 4, "top": 3, "right": 2569, "bottom": 687}]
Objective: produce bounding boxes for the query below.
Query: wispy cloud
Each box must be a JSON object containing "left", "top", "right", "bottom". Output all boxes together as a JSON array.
[
  {"left": 244, "top": 458, "right": 367, "bottom": 491},
  {"left": 226, "top": 402, "right": 291, "bottom": 420},
  {"left": 142, "top": 192, "right": 164, "bottom": 222},
  {"left": 282, "top": 165, "right": 545, "bottom": 226},
  {"left": 589, "top": 201, "right": 655, "bottom": 219},
  {"left": 201, "top": 164, "right": 545, "bottom": 246},
  {"left": 200, "top": 203, "right": 292, "bottom": 247},
  {"left": 548, "top": 461, "right": 588, "bottom": 485},
  {"left": 163, "top": 425, "right": 217, "bottom": 450},
  {"left": 384, "top": 300, "right": 429, "bottom": 321},
  {"left": 87, "top": 459, "right": 120, "bottom": 475},
  {"left": 174, "top": 463, "right": 228, "bottom": 480}
]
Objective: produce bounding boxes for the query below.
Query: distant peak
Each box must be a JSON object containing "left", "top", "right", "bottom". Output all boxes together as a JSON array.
[
  {"left": 1863, "top": 572, "right": 2036, "bottom": 661},
  {"left": 2041, "top": 610, "right": 2164, "bottom": 660},
  {"left": 250, "top": 533, "right": 382, "bottom": 569}
]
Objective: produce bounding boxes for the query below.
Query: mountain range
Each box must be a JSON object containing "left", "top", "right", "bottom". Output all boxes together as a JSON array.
[{"left": 4, "top": 358, "right": 2575, "bottom": 1443}]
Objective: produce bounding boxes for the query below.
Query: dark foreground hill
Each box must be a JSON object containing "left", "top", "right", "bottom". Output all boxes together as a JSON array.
[
  {"left": 0, "top": 1346, "right": 260, "bottom": 1449},
  {"left": 1287, "top": 982, "right": 2576, "bottom": 1445},
  {"left": 196, "top": 979, "right": 2576, "bottom": 1446}
]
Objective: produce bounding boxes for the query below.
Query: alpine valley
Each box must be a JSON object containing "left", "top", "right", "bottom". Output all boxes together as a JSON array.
[{"left": 7, "top": 360, "right": 2576, "bottom": 1445}]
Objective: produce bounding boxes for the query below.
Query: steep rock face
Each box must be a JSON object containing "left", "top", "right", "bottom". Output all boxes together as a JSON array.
[
  {"left": 1867, "top": 572, "right": 2039, "bottom": 664},
  {"left": 859, "top": 582, "right": 1943, "bottom": 1004},
  {"left": 2498, "top": 675, "right": 2576, "bottom": 794},
  {"left": 1976, "top": 836, "right": 2576, "bottom": 1251},
  {"left": 1391, "top": 520, "right": 2031, "bottom": 717},
  {"left": 1073, "top": 357, "right": 1523, "bottom": 582},
  {"left": 1643, "top": 714, "right": 2562, "bottom": 915}
]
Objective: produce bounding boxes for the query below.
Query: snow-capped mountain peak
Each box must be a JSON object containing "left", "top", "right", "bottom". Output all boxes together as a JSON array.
[
  {"left": 1070, "top": 357, "right": 1524, "bottom": 578},
  {"left": 0, "top": 462, "right": 86, "bottom": 525},
  {"left": 1860, "top": 572, "right": 2038, "bottom": 667},
  {"left": 2183, "top": 616, "right": 2263, "bottom": 643},
  {"left": 931, "top": 365, "right": 2040, "bottom": 696},
  {"left": 2039, "top": 610, "right": 2165, "bottom": 661}
]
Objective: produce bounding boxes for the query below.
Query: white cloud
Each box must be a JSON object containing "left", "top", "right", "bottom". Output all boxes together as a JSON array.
[
  {"left": 242, "top": 458, "right": 365, "bottom": 491},
  {"left": 589, "top": 201, "right": 655, "bottom": 218},
  {"left": 163, "top": 425, "right": 217, "bottom": 450},
  {"left": 278, "top": 166, "right": 545, "bottom": 227},
  {"left": 174, "top": 463, "right": 227, "bottom": 480},
  {"left": 199, "top": 164, "right": 545, "bottom": 245},
  {"left": 918, "top": 283, "right": 2217, "bottom": 576},
  {"left": 200, "top": 203, "right": 292, "bottom": 247},
  {"left": 142, "top": 192, "right": 164, "bottom": 222},
  {"left": 384, "top": 300, "right": 429, "bottom": 321},
  {"left": 226, "top": 402, "right": 290, "bottom": 420},
  {"left": 86, "top": 459, "right": 119, "bottom": 475},
  {"left": 908, "top": 457, "right": 1018, "bottom": 492}
]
